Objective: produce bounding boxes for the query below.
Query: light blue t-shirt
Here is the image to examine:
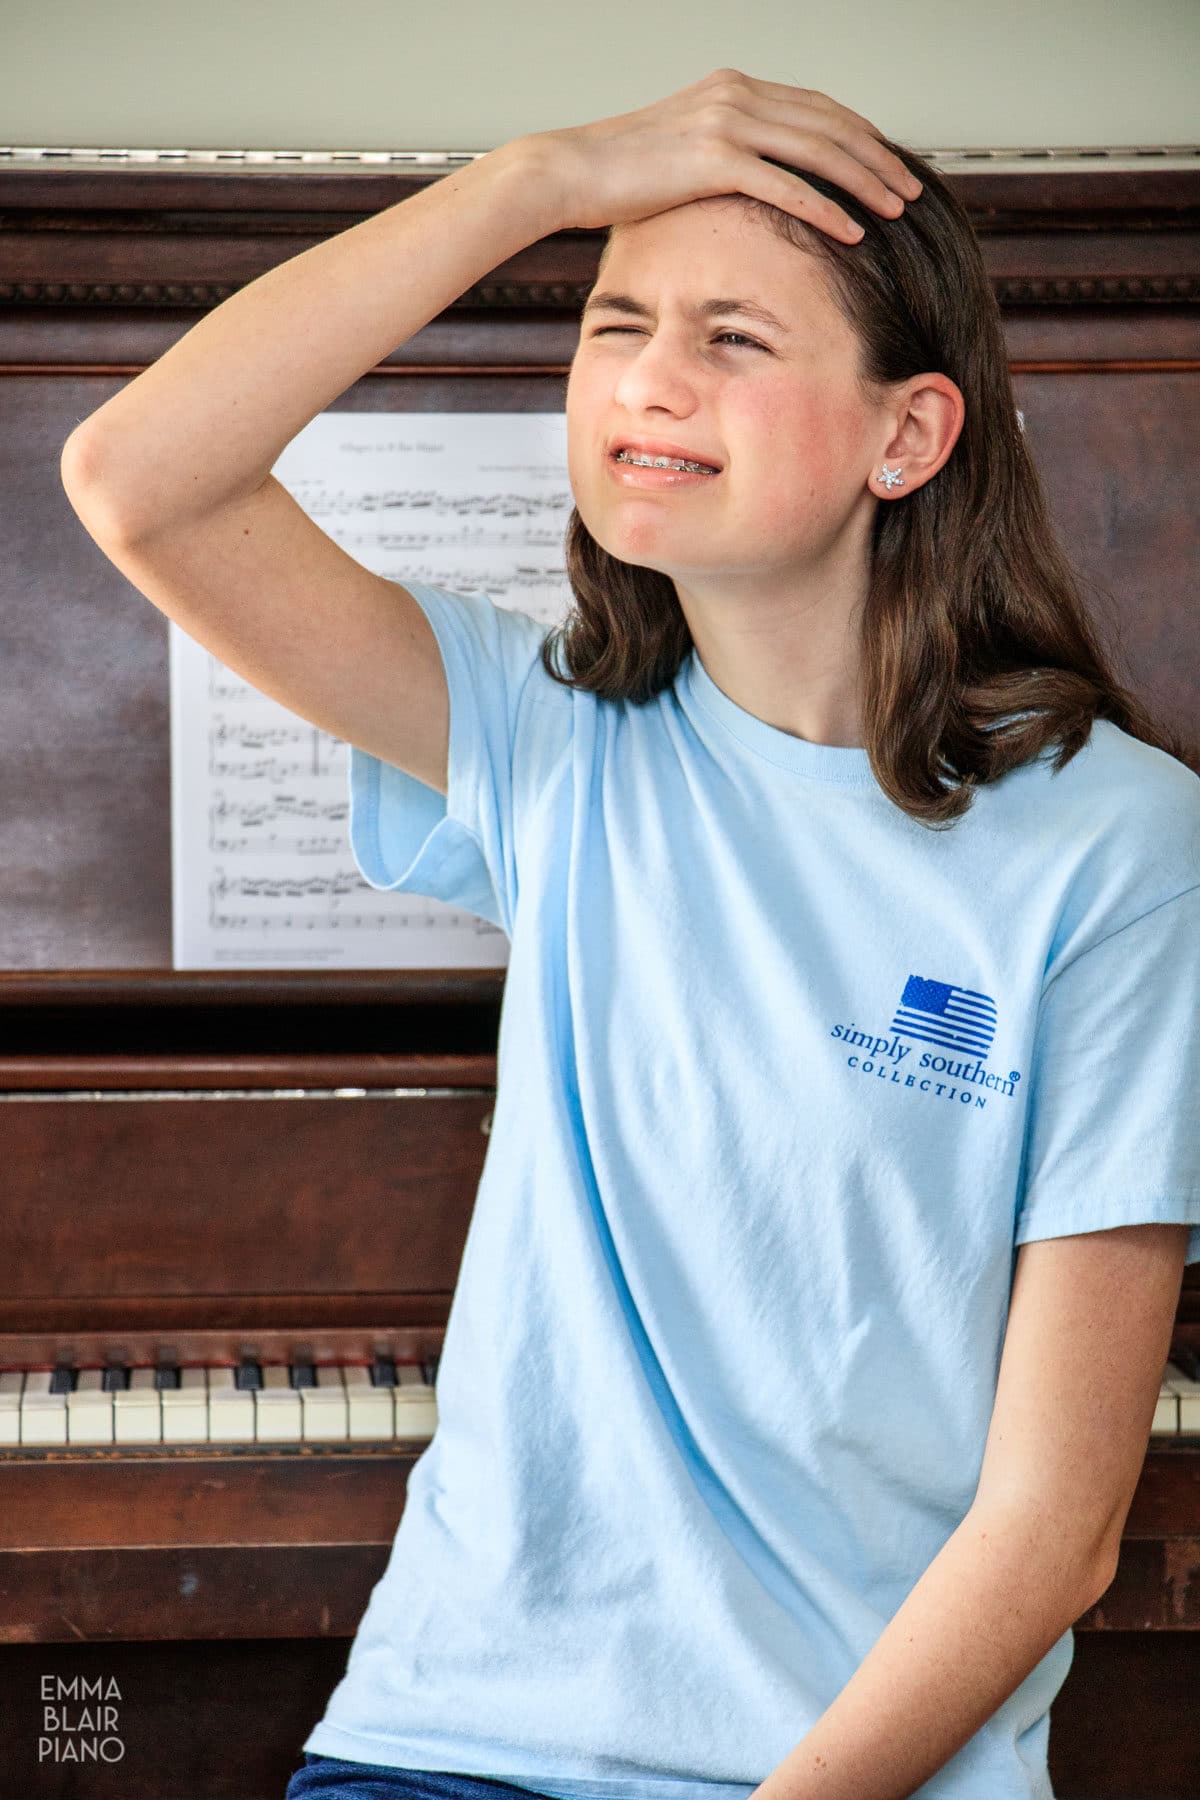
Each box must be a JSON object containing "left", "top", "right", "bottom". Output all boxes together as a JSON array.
[{"left": 305, "top": 581, "right": 1200, "bottom": 1800}]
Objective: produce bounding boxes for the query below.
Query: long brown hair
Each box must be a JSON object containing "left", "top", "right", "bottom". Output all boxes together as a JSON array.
[{"left": 541, "top": 140, "right": 1198, "bottom": 828}]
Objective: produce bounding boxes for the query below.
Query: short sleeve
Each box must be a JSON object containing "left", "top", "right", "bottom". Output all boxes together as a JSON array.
[
  {"left": 1014, "top": 883, "right": 1200, "bottom": 1265},
  {"left": 347, "top": 582, "right": 551, "bottom": 936}
]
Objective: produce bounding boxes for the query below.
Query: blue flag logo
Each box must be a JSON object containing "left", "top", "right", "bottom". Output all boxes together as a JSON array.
[{"left": 891, "top": 974, "right": 997, "bottom": 1058}]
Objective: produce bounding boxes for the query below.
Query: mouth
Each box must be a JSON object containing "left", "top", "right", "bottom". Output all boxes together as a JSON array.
[{"left": 610, "top": 444, "right": 722, "bottom": 476}]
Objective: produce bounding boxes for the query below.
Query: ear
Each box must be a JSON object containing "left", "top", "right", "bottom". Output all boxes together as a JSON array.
[{"left": 869, "top": 374, "right": 965, "bottom": 498}]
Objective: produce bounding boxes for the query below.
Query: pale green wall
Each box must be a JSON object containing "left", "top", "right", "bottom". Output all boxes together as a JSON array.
[{"left": 5, "top": 0, "right": 1199, "bottom": 152}]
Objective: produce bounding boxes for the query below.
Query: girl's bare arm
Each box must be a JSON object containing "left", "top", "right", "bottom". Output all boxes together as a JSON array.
[
  {"left": 58, "top": 141, "right": 561, "bottom": 795},
  {"left": 61, "top": 139, "right": 560, "bottom": 539},
  {"left": 57, "top": 71, "right": 911, "bottom": 793}
]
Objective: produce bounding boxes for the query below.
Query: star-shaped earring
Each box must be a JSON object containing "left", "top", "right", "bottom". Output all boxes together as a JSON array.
[{"left": 878, "top": 463, "right": 904, "bottom": 490}]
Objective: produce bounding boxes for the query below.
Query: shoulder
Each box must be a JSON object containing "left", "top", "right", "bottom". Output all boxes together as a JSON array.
[
  {"left": 1028, "top": 719, "right": 1200, "bottom": 966},
  {"left": 1079, "top": 717, "right": 1200, "bottom": 810},
  {"left": 1056, "top": 718, "right": 1200, "bottom": 873},
  {"left": 1001, "top": 716, "right": 1200, "bottom": 857},
  {"left": 423, "top": 585, "right": 551, "bottom": 667}
]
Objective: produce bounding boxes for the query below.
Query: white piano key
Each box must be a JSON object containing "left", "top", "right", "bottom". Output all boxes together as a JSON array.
[
  {"left": 0, "top": 1371, "right": 24, "bottom": 1445},
  {"left": 161, "top": 1366, "right": 210, "bottom": 1442},
  {"left": 301, "top": 1365, "right": 348, "bottom": 1441},
  {"left": 344, "top": 1364, "right": 393, "bottom": 1440},
  {"left": 207, "top": 1366, "right": 255, "bottom": 1442},
  {"left": 255, "top": 1363, "right": 303, "bottom": 1442},
  {"left": 67, "top": 1368, "right": 114, "bottom": 1444},
  {"left": 113, "top": 1367, "right": 163, "bottom": 1443},
  {"left": 1164, "top": 1361, "right": 1200, "bottom": 1434},
  {"left": 393, "top": 1368, "right": 438, "bottom": 1440},
  {"left": 22, "top": 1369, "right": 68, "bottom": 1445},
  {"left": 1152, "top": 1375, "right": 1180, "bottom": 1436}
]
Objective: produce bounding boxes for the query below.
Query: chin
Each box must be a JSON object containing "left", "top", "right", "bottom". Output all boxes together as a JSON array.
[{"left": 592, "top": 506, "right": 691, "bottom": 558}]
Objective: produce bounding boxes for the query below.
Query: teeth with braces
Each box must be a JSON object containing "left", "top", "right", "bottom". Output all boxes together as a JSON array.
[{"left": 615, "top": 450, "right": 718, "bottom": 475}]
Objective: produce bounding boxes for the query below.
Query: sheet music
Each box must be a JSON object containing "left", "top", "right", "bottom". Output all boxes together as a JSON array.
[{"left": 170, "top": 411, "right": 572, "bottom": 969}]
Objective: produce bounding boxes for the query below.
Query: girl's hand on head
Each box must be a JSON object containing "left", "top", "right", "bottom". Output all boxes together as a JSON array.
[{"left": 521, "top": 66, "right": 922, "bottom": 242}]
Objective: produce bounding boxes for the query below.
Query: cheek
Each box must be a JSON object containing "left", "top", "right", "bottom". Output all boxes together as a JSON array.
[
  {"left": 735, "top": 390, "right": 865, "bottom": 521},
  {"left": 564, "top": 373, "right": 595, "bottom": 486},
  {"left": 565, "top": 361, "right": 609, "bottom": 433}
]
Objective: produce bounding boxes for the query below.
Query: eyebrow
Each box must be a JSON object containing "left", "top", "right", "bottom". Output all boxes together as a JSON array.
[{"left": 579, "top": 291, "right": 792, "bottom": 336}]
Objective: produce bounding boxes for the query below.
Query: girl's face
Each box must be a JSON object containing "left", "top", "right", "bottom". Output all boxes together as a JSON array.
[{"left": 566, "top": 198, "right": 887, "bottom": 600}]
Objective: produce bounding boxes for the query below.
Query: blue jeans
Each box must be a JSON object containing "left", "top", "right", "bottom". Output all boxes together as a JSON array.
[{"left": 286, "top": 1757, "right": 557, "bottom": 1800}]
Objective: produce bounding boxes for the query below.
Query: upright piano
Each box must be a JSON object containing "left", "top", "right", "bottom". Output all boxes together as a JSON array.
[{"left": 1, "top": 144, "right": 1198, "bottom": 1799}]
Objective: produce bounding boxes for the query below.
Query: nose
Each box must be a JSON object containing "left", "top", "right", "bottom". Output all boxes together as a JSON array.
[{"left": 611, "top": 330, "right": 701, "bottom": 409}]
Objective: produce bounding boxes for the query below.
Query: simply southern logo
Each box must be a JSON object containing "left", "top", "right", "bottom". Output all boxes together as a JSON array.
[{"left": 830, "top": 973, "right": 1022, "bottom": 1108}]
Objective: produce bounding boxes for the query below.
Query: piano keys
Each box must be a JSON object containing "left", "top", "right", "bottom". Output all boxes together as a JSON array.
[
  {"left": 3, "top": 1352, "right": 1197, "bottom": 1445},
  {"left": 4, "top": 1353, "right": 1196, "bottom": 1447},
  {"left": 0, "top": 1355, "right": 438, "bottom": 1447},
  {"left": 1151, "top": 1346, "right": 1200, "bottom": 1436}
]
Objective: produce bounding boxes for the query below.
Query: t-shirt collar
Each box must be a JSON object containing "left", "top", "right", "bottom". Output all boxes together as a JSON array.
[{"left": 679, "top": 645, "right": 877, "bottom": 786}]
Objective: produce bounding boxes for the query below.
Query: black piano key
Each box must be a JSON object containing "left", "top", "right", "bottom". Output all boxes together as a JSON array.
[
  {"left": 371, "top": 1355, "right": 397, "bottom": 1388},
  {"left": 235, "top": 1357, "right": 263, "bottom": 1391},
  {"left": 101, "top": 1365, "right": 128, "bottom": 1392},
  {"left": 290, "top": 1362, "right": 316, "bottom": 1389},
  {"left": 1173, "top": 1344, "right": 1200, "bottom": 1383},
  {"left": 154, "top": 1363, "right": 180, "bottom": 1390},
  {"left": 48, "top": 1364, "right": 74, "bottom": 1394},
  {"left": 422, "top": 1355, "right": 439, "bottom": 1387}
]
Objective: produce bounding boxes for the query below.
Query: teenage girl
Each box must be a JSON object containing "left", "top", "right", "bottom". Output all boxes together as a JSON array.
[{"left": 62, "top": 68, "right": 1200, "bottom": 1800}]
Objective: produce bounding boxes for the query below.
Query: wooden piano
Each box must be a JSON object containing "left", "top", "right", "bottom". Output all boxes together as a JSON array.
[
  {"left": 1, "top": 145, "right": 1198, "bottom": 1799},
  {"left": 0, "top": 970, "right": 495, "bottom": 1796}
]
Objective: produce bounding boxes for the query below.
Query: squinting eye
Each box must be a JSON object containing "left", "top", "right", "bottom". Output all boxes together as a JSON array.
[{"left": 590, "top": 327, "right": 765, "bottom": 352}]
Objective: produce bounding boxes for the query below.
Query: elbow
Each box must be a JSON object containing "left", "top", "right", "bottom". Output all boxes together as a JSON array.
[
  {"left": 61, "top": 424, "right": 102, "bottom": 498},
  {"left": 1084, "top": 1519, "right": 1124, "bottom": 1609},
  {"left": 969, "top": 1494, "right": 1121, "bottom": 1619},
  {"left": 1072, "top": 1551, "right": 1119, "bottom": 1627},
  {"left": 60, "top": 427, "right": 137, "bottom": 545}
]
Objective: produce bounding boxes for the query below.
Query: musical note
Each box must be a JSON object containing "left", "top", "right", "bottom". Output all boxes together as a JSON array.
[{"left": 170, "top": 411, "right": 573, "bottom": 969}]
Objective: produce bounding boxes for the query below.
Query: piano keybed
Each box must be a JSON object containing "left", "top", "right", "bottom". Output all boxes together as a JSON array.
[{"left": 0, "top": 1353, "right": 438, "bottom": 1447}]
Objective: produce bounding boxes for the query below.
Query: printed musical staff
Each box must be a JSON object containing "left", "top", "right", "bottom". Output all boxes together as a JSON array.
[{"left": 171, "top": 411, "right": 572, "bottom": 968}]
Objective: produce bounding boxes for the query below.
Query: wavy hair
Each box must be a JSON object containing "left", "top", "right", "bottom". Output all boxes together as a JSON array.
[{"left": 540, "top": 140, "right": 1197, "bottom": 827}]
